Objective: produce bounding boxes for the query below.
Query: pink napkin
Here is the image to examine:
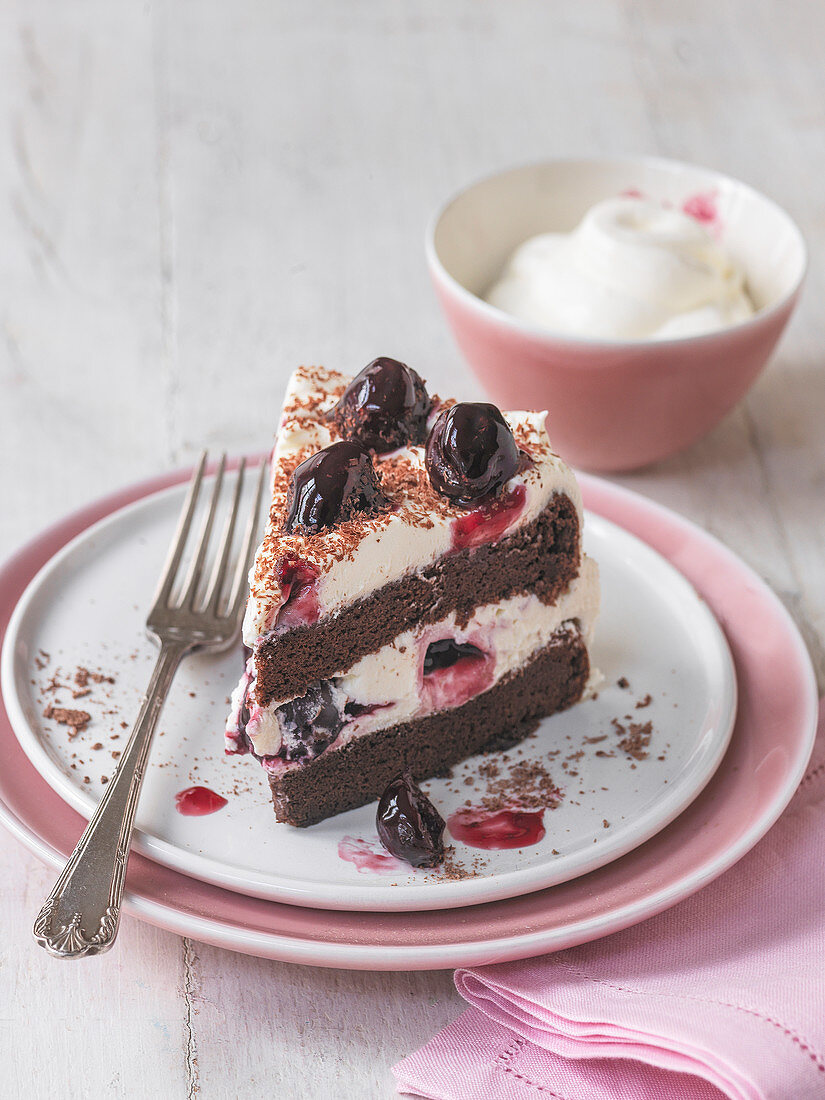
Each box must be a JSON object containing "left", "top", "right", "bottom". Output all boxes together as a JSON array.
[{"left": 394, "top": 700, "right": 825, "bottom": 1100}]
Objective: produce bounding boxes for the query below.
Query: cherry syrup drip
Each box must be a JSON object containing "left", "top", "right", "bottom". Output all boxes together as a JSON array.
[
  {"left": 420, "top": 638, "right": 493, "bottom": 713},
  {"left": 175, "top": 786, "right": 229, "bottom": 816},
  {"left": 338, "top": 836, "right": 405, "bottom": 874},
  {"left": 451, "top": 483, "right": 526, "bottom": 551},
  {"left": 447, "top": 807, "right": 545, "bottom": 850},
  {"left": 275, "top": 555, "right": 320, "bottom": 630},
  {"left": 278, "top": 555, "right": 319, "bottom": 594},
  {"left": 682, "top": 191, "right": 719, "bottom": 225}
]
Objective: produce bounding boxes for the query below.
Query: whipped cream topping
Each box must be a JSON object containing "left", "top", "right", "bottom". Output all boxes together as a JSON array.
[
  {"left": 229, "top": 558, "right": 599, "bottom": 762},
  {"left": 485, "top": 196, "right": 755, "bottom": 341},
  {"left": 242, "top": 366, "right": 583, "bottom": 646}
]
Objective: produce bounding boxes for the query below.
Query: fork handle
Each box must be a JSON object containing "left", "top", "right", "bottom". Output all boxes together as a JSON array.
[{"left": 33, "top": 641, "right": 188, "bottom": 958}]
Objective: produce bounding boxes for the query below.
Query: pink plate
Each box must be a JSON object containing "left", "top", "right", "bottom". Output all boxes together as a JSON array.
[{"left": 0, "top": 469, "right": 817, "bottom": 970}]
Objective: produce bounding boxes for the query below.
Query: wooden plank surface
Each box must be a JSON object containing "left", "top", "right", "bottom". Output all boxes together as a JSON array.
[{"left": 1, "top": 2, "right": 823, "bottom": 1097}]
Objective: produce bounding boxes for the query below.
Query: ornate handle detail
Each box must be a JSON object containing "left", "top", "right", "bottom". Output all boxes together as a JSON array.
[{"left": 33, "top": 642, "right": 187, "bottom": 958}]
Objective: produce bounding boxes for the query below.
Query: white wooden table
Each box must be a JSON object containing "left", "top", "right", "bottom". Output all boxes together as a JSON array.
[{"left": 1, "top": 2, "right": 823, "bottom": 1096}]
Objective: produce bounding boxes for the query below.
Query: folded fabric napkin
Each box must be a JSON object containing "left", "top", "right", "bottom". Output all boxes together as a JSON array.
[{"left": 394, "top": 700, "right": 825, "bottom": 1100}]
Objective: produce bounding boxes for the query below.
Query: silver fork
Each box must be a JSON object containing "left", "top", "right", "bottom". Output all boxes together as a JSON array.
[{"left": 33, "top": 452, "right": 267, "bottom": 959}]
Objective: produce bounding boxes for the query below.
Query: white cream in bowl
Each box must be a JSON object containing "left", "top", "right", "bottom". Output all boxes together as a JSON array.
[{"left": 484, "top": 196, "right": 755, "bottom": 341}]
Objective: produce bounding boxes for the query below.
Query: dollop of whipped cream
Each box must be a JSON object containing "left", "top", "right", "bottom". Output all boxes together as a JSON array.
[{"left": 485, "top": 196, "right": 755, "bottom": 341}]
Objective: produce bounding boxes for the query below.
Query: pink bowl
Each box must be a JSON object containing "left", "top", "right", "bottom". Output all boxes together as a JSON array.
[{"left": 427, "top": 158, "right": 806, "bottom": 472}]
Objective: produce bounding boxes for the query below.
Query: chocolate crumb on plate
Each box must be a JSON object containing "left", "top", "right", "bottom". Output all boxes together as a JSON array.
[
  {"left": 437, "top": 846, "right": 478, "bottom": 881},
  {"left": 478, "top": 759, "right": 561, "bottom": 813},
  {"left": 613, "top": 719, "right": 653, "bottom": 760},
  {"left": 42, "top": 704, "right": 92, "bottom": 738}
]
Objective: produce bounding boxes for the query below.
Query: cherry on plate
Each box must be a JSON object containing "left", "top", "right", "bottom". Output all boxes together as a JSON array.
[{"left": 376, "top": 771, "right": 446, "bottom": 868}]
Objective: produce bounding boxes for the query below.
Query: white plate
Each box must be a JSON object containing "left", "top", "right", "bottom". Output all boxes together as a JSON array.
[{"left": 2, "top": 478, "right": 736, "bottom": 912}]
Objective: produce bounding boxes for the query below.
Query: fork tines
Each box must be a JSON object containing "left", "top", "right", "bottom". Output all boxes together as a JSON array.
[{"left": 151, "top": 452, "right": 267, "bottom": 623}]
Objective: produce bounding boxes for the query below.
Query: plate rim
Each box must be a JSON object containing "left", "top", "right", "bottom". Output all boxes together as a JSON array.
[
  {"left": 1, "top": 484, "right": 737, "bottom": 910},
  {"left": 0, "top": 466, "right": 817, "bottom": 968}
]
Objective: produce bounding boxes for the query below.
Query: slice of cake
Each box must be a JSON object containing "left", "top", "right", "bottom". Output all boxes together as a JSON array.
[{"left": 226, "top": 358, "right": 599, "bottom": 827}]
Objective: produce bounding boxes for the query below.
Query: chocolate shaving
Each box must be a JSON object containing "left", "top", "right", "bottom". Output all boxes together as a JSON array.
[
  {"left": 478, "top": 759, "right": 561, "bottom": 813},
  {"left": 612, "top": 718, "right": 653, "bottom": 760},
  {"left": 437, "top": 846, "right": 478, "bottom": 881}
]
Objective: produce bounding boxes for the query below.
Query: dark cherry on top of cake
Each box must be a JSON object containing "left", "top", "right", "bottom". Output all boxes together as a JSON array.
[
  {"left": 284, "top": 363, "right": 528, "bottom": 538},
  {"left": 330, "top": 356, "right": 431, "bottom": 453},
  {"left": 425, "top": 402, "right": 521, "bottom": 508},
  {"left": 284, "top": 439, "right": 387, "bottom": 535}
]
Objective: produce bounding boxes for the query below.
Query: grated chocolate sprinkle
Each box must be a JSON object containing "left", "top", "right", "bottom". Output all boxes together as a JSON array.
[{"left": 612, "top": 717, "right": 653, "bottom": 760}]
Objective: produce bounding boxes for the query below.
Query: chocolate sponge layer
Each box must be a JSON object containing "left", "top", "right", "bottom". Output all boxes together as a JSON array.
[
  {"left": 267, "top": 626, "right": 588, "bottom": 828},
  {"left": 255, "top": 492, "right": 580, "bottom": 707}
]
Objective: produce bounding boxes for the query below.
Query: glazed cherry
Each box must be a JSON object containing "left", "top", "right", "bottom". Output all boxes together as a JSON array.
[
  {"left": 376, "top": 772, "right": 446, "bottom": 868},
  {"left": 284, "top": 440, "right": 386, "bottom": 534},
  {"left": 425, "top": 402, "right": 519, "bottom": 507},
  {"left": 330, "top": 357, "right": 431, "bottom": 453}
]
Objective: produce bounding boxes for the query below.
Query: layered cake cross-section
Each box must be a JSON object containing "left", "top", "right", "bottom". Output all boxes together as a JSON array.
[{"left": 226, "top": 358, "right": 599, "bottom": 827}]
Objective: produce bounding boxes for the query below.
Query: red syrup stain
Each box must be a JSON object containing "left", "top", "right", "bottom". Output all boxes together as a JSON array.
[
  {"left": 447, "top": 808, "right": 546, "bottom": 850},
  {"left": 338, "top": 836, "right": 406, "bottom": 874},
  {"left": 451, "top": 484, "right": 526, "bottom": 551},
  {"left": 175, "top": 786, "right": 228, "bottom": 816},
  {"left": 421, "top": 648, "right": 494, "bottom": 713},
  {"left": 274, "top": 555, "right": 320, "bottom": 630},
  {"left": 682, "top": 191, "right": 719, "bottom": 226}
]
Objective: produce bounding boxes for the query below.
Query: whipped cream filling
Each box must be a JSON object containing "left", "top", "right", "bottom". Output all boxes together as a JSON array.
[
  {"left": 242, "top": 366, "right": 582, "bottom": 647},
  {"left": 485, "top": 196, "right": 755, "bottom": 341},
  {"left": 228, "top": 558, "right": 599, "bottom": 765}
]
